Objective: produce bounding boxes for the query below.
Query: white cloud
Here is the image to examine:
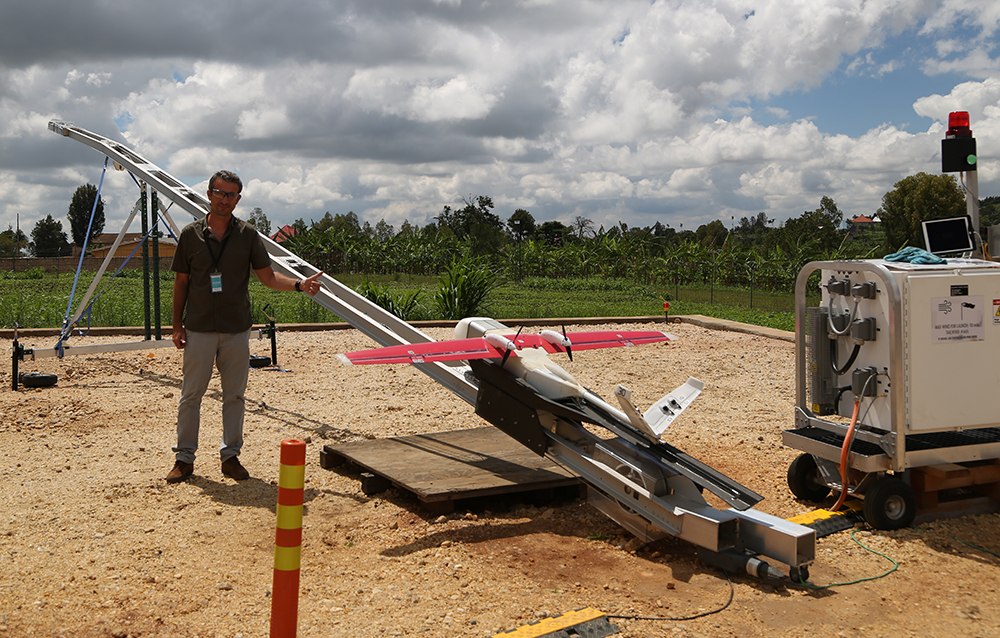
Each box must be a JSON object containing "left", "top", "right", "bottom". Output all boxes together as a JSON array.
[
  {"left": 922, "top": 48, "right": 1000, "bottom": 78},
  {"left": 1, "top": 110, "right": 53, "bottom": 138},
  {"left": 402, "top": 76, "right": 501, "bottom": 122},
  {"left": 665, "top": 168, "right": 713, "bottom": 195},
  {"left": 2, "top": 0, "right": 1000, "bottom": 240},
  {"left": 86, "top": 72, "right": 111, "bottom": 87},
  {"left": 250, "top": 174, "right": 345, "bottom": 210},
  {"left": 913, "top": 78, "right": 1000, "bottom": 123},
  {"left": 165, "top": 147, "right": 242, "bottom": 180},
  {"left": 921, "top": 0, "right": 1000, "bottom": 38},
  {"left": 236, "top": 106, "right": 293, "bottom": 140}
]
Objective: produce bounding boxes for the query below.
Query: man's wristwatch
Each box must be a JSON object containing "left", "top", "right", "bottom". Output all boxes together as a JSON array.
[{"left": 295, "top": 279, "right": 302, "bottom": 292}]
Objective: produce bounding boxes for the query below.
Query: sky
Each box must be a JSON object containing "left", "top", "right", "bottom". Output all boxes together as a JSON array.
[{"left": 1, "top": 0, "right": 999, "bottom": 240}]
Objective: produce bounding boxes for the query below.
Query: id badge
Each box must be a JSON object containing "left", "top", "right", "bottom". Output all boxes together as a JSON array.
[{"left": 210, "top": 270, "right": 223, "bottom": 293}]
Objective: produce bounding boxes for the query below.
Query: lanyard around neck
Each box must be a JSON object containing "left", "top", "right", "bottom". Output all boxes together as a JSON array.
[{"left": 205, "top": 222, "right": 231, "bottom": 270}]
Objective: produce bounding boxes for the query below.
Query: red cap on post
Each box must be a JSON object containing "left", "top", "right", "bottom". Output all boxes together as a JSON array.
[
  {"left": 947, "top": 111, "right": 972, "bottom": 137},
  {"left": 280, "top": 439, "right": 307, "bottom": 466}
]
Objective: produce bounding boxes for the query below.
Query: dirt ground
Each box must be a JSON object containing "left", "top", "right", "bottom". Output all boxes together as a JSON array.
[{"left": 2, "top": 320, "right": 998, "bottom": 638}]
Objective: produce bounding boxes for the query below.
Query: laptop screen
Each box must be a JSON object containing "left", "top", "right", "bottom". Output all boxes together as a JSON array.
[{"left": 922, "top": 215, "right": 974, "bottom": 255}]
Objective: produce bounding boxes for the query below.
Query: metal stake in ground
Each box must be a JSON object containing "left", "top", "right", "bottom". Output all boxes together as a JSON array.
[{"left": 271, "top": 439, "right": 306, "bottom": 638}]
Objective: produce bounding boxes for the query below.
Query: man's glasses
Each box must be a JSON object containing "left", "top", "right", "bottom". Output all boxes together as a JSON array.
[{"left": 209, "top": 188, "right": 240, "bottom": 201}]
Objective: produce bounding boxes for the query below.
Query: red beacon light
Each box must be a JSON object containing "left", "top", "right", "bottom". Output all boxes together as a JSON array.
[
  {"left": 941, "top": 111, "right": 977, "bottom": 173},
  {"left": 947, "top": 111, "right": 972, "bottom": 137}
]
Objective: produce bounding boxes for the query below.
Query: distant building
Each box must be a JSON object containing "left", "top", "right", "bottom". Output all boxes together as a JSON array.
[
  {"left": 80, "top": 232, "right": 177, "bottom": 259},
  {"left": 271, "top": 225, "right": 299, "bottom": 243},
  {"left": 847, "top": 215, "right": 880, "bottom": 241}
]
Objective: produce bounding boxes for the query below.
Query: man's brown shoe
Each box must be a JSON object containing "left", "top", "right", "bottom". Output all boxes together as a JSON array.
[
  {"left": 165, "top": 461, "right": 194, "bottom": 483},
  {"left": 221, "top": 457, "right": 250, "bottom": 480}
]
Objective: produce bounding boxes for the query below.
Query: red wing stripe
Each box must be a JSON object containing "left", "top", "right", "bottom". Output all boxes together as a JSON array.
[
  {"left": 563, "top": 330, "right": 672, "bottom": 351},
  {"left": 341, "top": 338, "right": 505, "bottom": 365},
  {"left": 341, "top": 330, "right": 673, "bottom": 365}
]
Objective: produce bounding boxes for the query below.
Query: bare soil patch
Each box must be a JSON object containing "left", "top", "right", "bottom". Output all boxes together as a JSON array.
[{"left": 2, "top": 322, "right": 998, "bottom": 638}]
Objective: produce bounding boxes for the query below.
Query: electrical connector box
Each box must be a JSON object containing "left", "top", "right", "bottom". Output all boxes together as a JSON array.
[
  {"left": 851, "top": 317, "right": 877, "bottom": 342},
  {"left": 826, "top": 277, "right": 851, "bottom": 297},
  {"left": 829, "top": 311, "right": 851, "bottom": 334},
  {"left": 852, "top": 367, "right": 878, "bottom": 397},
  {"left": 852, "top": 281, "right": 877, "bottom": 299}
]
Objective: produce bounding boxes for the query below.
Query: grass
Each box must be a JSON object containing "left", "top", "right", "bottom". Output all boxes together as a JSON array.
[{"left": 0, "top": 270, "right": 796, "bottom": 332}]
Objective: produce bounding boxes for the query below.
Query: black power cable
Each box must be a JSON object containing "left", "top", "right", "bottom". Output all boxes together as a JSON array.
[
  {"left": 830, "top": 339, "right": 861, "bottom": 376},
  {"left": 833, "top": 385, "right": 852, "bottom": 414},
  {"left": 606, "top": 570, "right": 733, "bottom": 622}
]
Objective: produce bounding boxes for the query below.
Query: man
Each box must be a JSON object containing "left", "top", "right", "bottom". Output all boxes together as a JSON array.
[{"left": 166, "top": 170, "right": 323, "bottom": 483}]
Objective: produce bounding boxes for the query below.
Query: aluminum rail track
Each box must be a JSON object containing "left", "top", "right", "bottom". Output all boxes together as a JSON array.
[{"left": 49, "top": 121, "right": 815, "bottom": 579}]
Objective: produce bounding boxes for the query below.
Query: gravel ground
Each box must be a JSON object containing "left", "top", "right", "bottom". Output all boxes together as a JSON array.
[{"left": 2, "top": 321, "right": 999, "bottom": 638}]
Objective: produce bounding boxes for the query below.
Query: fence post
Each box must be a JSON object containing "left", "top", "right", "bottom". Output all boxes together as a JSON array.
[
  {"left": 271, "top": 439, "right": 306, "bottom": 638},
  {"left": 673, "top": 260, "right": 679, "bottom": 302},
  {"left": 710, "top": 261, "right": 715, "bottom": 305},
  {"left": 151, "top": 190, "right": 162, "bottom": 340}
]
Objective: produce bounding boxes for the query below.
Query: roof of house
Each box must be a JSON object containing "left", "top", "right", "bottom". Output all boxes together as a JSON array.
[{"left": 271, "top": 225, "right": 299, "bottom": 242}]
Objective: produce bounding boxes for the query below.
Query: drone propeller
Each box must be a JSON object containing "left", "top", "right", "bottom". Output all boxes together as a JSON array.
[
  {"left": 500, "top": 326, "right": 524, "bottom": 368},
  {"left": 562, "top": 324, "right": 573, "bottom": 362}
]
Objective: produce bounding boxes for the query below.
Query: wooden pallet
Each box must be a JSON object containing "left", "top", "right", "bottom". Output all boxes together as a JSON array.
[
  {"left": 320, "top": 427, "right": 581, "bottom": 513},
  {"left": 912, "top": 459, "right": 1000, "bottom": 522}
]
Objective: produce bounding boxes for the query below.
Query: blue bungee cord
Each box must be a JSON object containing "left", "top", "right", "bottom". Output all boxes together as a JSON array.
[{"left": 58, "top": 157, "right": 110, "bottom": 356}]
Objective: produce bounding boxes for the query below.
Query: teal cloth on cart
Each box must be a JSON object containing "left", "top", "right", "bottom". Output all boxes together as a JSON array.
[{"left": 884, "top": 246, "right": 946, "bottom": 264}]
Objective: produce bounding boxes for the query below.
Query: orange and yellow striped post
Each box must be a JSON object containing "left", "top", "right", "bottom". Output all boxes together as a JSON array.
[{"left": 270, "top": 439, "right": 306, "bottom": 638}]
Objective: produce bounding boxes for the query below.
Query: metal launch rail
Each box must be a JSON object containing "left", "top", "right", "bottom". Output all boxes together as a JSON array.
[{"left": 44, "top": 120, "right": 815, "bottom": 582}]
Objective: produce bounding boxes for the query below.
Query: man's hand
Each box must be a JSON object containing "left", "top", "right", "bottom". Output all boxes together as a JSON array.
[
  {"left": 300, "top": 271, "right": 324, "bottom": 296},
  {"left": 172, "top": 327, "right": 187, "bottom": 350}
]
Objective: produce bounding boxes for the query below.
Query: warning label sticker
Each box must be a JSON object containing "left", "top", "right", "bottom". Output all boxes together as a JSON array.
[
  {"left": 933, "top": 296, "right": 985, "bottom": 342},
  {"left": 994, "top": 299, "right": 1000, "bottom": 326}
]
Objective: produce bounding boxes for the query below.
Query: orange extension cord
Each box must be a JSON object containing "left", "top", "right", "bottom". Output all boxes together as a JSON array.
[{"left": 830, "top": 399, "right": 861, "bottom": 512}]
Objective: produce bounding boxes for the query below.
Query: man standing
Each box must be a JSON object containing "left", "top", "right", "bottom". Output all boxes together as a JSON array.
[{"left": 166, "top": 170, "right": 322, "bottom": 483}]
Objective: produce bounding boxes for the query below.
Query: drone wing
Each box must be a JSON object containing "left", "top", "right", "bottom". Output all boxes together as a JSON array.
[
  {"left": 540, "top": 329, "right": 676, "bottom": 354},
  {"left": 335, "top": 337, "right": 504, "bottom": 365},
  {"left": 336, "top": 329, "right": 676, "bottom": 366}
]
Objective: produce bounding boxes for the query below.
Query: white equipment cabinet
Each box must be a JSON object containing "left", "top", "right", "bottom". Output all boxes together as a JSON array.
[{"left": 784, "top": 258, "right": 1000, "bottom": 528}]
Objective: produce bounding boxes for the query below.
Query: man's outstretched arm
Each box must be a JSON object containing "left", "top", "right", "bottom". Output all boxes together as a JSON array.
[{"left": 255, "top": 267, "right": 324, "bottom": 296}]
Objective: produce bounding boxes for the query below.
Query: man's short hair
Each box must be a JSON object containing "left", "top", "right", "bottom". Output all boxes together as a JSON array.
[{"left": 209, "top": 170, "right": 243, "bottom": 193}]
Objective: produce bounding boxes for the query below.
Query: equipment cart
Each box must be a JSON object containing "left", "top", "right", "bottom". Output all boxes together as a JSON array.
[{"left": 784, "top": 258, "right": 1000, "bottom": 529}]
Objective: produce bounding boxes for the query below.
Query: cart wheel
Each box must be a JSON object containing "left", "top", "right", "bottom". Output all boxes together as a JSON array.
[
  {"left": 787, "top": 453, "right": 831, "bottom": 501},
  {"left": 863, "top": 477, "right": 916, "bottom": 530},
  {"left": 19, "top": 372, "right": 58, "bottom": 388}
]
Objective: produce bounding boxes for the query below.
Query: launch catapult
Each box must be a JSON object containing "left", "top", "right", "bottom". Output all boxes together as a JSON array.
[{"left": 38, "top": 121, "right": 815, "bottom": 583}]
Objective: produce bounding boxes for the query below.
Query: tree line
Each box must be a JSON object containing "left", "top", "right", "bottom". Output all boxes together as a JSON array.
[
  {"left": 8, "top": 173, "right": 998, "bottom": 291},
  {"left": 3, "top": 184, "right": 106, "bottom": 258},
  {"left": 268, "top": 172, "right": 995, "bottom": 292}
]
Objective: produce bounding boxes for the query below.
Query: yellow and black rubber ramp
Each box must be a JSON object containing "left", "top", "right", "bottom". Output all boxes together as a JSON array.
[
  {"left": 492, "top": 607, "right": 619, "bottom": 638},
  {"left": 788, "top": 500, "right": 866, "bottom": 538}
]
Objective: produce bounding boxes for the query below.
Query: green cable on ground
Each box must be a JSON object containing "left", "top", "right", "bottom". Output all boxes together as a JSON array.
[
  {"left": 913, "top": 527, "right": 1000, "bottom": 560},
  {"left": 949, "top": 536, "right": 1000, "bottom": 559},
  {"left": 797, "top": 529, "right": 899, "bottom": 590}
]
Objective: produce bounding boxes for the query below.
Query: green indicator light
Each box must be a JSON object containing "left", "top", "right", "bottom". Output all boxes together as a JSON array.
[{"left": 968, "top": 154, "right": 977, "bottom": 165}]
